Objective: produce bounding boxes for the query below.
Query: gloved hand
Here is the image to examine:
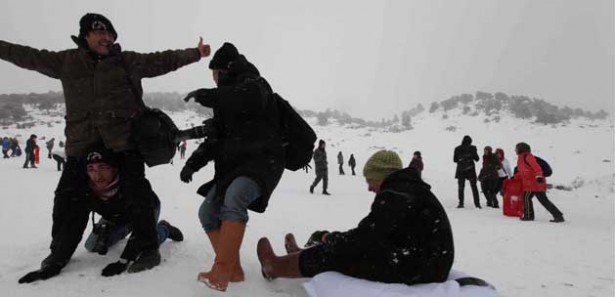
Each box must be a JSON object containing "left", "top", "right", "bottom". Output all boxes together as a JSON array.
[
  {"left": 180, "top": 166, "right": 195, "bottom": 183},
  {"left": 305, "top": 230, "right": 330, "bottom": 247},
  {"left": 183, "top": 88, "right": 208, "bottom": 103},
  {"left": 536, "top": 176, "right": 545, "bottom": 184},
  {"left": 18, "top": 265, "right": 62, "bottom": 284},
  {"left": 102, "top": 260, "right": 129, "bottom": 277}
]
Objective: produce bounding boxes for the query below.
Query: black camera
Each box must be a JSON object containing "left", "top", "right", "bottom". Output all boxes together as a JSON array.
[
  {"left": 92, "top": 222, "right": 111, "bottom": 255},
  {"left": 175, "top": 118, "right": 218, "bottom": 143}
]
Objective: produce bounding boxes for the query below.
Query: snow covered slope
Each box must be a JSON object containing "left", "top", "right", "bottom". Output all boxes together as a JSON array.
[{"left": 0, "top": 108, "right": 613, "bottom": 297}]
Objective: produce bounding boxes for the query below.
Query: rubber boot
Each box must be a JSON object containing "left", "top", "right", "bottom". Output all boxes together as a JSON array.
[
  {"left": 198, "top": 221, "right": 245, "bottom": 292},
  {"left": 257, "top": 237, "right": 303, "bottom": 280},
  {"left": 284, "top": 233, "right": 302, "bottom": 254},
  {"left": 205, "top": 229, "right": 245, "bottom": 283}
]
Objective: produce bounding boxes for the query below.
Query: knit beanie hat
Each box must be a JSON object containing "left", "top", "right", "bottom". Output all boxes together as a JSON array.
[
  {"left": 515, "top": 142, "right": 531, "bottom": 153},
  {"left": 86, "top": 147, "right": 120, "bottom": 168},
  {"left": 363, "top": 150, "right": 403, "bottom": 181},
  {"left": 78, "top": 13, "right": 118, "bottom": 40},
  {"left": 209, "top": 42, "right": 240, "bottom": 70}
]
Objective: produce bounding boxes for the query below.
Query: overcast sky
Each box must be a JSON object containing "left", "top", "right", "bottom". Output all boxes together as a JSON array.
[{"left": 1, "top": 0, "right": 613, "bottom": 119}]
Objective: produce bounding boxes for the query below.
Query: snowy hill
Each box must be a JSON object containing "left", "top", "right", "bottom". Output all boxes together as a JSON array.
[{"left": 0, "top": 107, "right": 613, "bottom": 297}]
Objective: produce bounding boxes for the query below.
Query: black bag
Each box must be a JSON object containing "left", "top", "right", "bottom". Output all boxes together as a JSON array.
[
  {"left": 274, "top": 93, "right": 317, "bottom": 171},
  {"left": 132, "top": 108, "right": 179, "bottom": 167},
  {"left": 524, "top": 155, "right": 552, "bottom": 177}
]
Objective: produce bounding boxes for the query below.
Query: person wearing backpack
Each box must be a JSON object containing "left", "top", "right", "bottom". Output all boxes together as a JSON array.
[
  {"left": 514, "top": 142, "right": 564, "bottom": 222},
  {"left": 181, "top": 42, "right": 285, "bottom": 292}
]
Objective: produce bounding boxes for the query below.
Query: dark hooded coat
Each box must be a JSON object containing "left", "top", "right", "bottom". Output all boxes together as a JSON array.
[
  {"left": 185, "top": 55, "right": 284, "bottom": 213},
  {"left": 453, "top": 136, "right": 479, "bottom": 179}
]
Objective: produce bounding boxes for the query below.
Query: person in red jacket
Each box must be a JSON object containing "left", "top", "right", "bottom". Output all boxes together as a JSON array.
[{"left": 514, "top": 142, "right": 564, "bottom": 222}]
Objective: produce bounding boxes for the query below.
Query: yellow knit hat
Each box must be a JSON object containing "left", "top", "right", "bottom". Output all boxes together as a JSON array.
[{"left": 363, "top": 150, "right": 403, "bottom": 181}]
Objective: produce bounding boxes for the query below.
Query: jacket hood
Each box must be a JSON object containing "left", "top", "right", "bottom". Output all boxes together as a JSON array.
[
  {"left": 381, "top": 167, "right": 431, "bottom": 191},
  {"left": 462, "top": 135, "right": 472, "bottom": 146}
]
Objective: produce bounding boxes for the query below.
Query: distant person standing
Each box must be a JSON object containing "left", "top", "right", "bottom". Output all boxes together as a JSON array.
[
  {"left": 408, "top": 151, "right": 424, "bottom": 178},
  {"left": 453, "top": 135, "right": 481, "bottom": 208},
  {"left": 514, "top": 142, "right": 564, "bottom": 222},
  {"left": 52, "top": 141, "right": 67, "bottom": 171},
  {"left": 179, "top": 140, "right": 187, "bottom": 159},
  {"left": 348, "top": 154, "right": 357, "bottom": 176},
  {"left": 495, "top": 148, "right": 512, "bottom": 196},
  {"left": 310, "top": 140, "right": 330, "bottom": 195},
  {"left": 337, "top": 151, "right": 345, "bottom": 175},
  {"left": 46, "top": 138, "right": 55, "bottom": 159},
  {"left": 2, "top": 137, "right": 10, "bottom": 158},
  {"left": 10, "top": 138, "right": 20, "bottom": 157},
  {"left": 478, "top": 146, "right": 500, "bottom": 208},
  {"left": 23, "top": 134, "right": 38, "bottom": 169}
]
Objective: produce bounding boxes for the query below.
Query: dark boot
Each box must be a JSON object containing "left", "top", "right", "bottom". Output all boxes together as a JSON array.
[
  {"left": 322, "top": 191, "right": 331, "bottom": 196},
  {"left": 309, "top": 185, "right": 314, "bottom": 194},
  {"left": 158, "top": 220, "right": 183, "bottom": 242},
  {"left": 128, "top": 249, "right": 161, "bottom": 273},
  {"left": 257, "top": 237, "right": 303, "bottom": 280},
  {"left": 550, "top": 216, "right": 565, "bottom": 223}
]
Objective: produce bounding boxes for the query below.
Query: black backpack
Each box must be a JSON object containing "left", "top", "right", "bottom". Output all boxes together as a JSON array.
[
  {"left": 132, "top": 108, "right": 179, "bottom": 167},
  {"left": 524, "top": 155, "right": 552, "bottom": 177},
  {"left": 274, "top": 93, "right": 317, "bottom": 171}
]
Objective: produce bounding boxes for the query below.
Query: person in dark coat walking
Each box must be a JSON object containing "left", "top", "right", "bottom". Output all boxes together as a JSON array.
[
  {"left": 181, "top": 42, "right": 285, "bottom": 292},
  {"left": 514, "top": 142, "right": 564, "bottom": 222},
  {"left": 257, "top": 150, "right": 454, "bottom": 285},
  {"left": 408, "top": 151, "right": 424, "bottom": 178},
  {"left": 348, "top": 154, "right": 357, "bottom": 176},
  {"left": 337, "top": 151, "right": 345, "bottom": 175},
  {"left": 46, "top": 138, "right": 55, "bottom": 159},
  {"left": 18, "top": 147, "right": 184, "bottom": 283},
  {"left": 478, "top": 146, "right": 500, "bottom": 208},
  {"left": 5, "top": 13, "right": 211, "bottom": 284},
  {"left": 453, "top": 135, "right": 481, "bottom": 208},
  {"left": 310, "top": 140, "right": 330, "bottom": 195},
  {"left": 23, "top": 134, "right": 38, "bottom": 169}
]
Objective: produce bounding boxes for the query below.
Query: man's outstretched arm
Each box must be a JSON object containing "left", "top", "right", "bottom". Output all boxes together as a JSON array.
[{"left": 0, "top": 40, "right": 65, "bottom": 79}]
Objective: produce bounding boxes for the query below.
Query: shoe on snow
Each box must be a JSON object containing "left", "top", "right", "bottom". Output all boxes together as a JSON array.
[
  {"left": 159, "top": 220, "right": 183, "bottom": 241},
  {"left": 550, "top": 217, "right": 565, "bottom": 223},
  {"left": 128, "top": 249, "right": 161, "bottom": 273}
]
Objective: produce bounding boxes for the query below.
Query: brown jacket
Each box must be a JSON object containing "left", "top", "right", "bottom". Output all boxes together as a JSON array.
[{"left": 0, "top": 40, "right": 200, "bottom": 157}]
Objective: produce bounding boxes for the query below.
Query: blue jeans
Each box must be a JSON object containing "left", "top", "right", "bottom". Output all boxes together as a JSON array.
[
  {"left": 199, "top": 176, "right": 261, "bottom": 232},
  {"left": 84, "top": 205, "right": 169, "bottom": 252}
]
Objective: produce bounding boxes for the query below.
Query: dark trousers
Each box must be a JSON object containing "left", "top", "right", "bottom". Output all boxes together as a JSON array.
[
  {"left": 338, "top": 164, "right": 345, "bottom": 175},
  {"left": 522, "top": 191, "right": 564, "bottom": 220},
  {"left": 23, "top": 152, "right": 35, "bottom": 167},
  {"left": 480, "top": 179, "right": 499, "bottom": 207},
  {"left": 299, "top": 243, "right": 451, "bottom": 285},
  {"left": 117, "top": 151, "right": 160, "bottom": 260},
  {"left": 312, "top": 172, "right": 328, "bottom": 192},
  {"left": 2, "top": 149, "right": 8, "bottom": 158},
  {"left": 350, "top": 166, "right": 356, "bottom": 176},
  {"left": 458, "top": 177, "right": 480, "bottom": 207},
  {"left": 52, "top": 154, "right": 66, "bottom": 171}
]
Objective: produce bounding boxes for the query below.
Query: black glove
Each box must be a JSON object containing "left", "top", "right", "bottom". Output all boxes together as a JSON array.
[
  {"left": 102, "top": 260, "right": 129, "bottom": 277},
  {"left": 183, "top": 89, "right": 208, "bottom": 103},
  {"left": 18, "top": 265, "right": 62, "bottom": 284},
  {"left": 305, "top": 230, "right": 330, "bottom": 247},
  {"left": 180, "top": 166, "right": 195, "bottom": 183},
  {"left": 536, "top": 176, "right": 545, "bottom": 184}
]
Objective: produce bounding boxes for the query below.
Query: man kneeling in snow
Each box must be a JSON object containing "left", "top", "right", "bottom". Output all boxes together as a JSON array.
[
  {"left": 18, "top": 147, "right": 183, "bottom": 283},
  {"left": 257, "top": 150, "right": 454, "bottom": 285}
]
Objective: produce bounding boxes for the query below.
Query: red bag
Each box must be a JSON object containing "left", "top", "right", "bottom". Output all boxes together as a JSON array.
[
  {"left": 503, "top": 178, "right": 524, "bottom": 217},
  {"left": 34, "top": 146, "right": 40, "bottom": 165}
]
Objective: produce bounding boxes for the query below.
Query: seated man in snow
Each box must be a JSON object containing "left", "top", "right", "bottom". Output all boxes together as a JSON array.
[
  {"left": 18, "top": 147, "right": 183, "bottom": 283},
  {"left": 257, "top": 150, "right": 454, "bottom": 285}
]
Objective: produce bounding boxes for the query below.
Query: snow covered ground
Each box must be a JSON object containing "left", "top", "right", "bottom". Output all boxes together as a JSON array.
[{"left": 0, "top": 108, "right": 613, "bottom": 297}]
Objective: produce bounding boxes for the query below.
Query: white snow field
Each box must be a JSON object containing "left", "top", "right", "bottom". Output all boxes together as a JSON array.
[{"left": 0, "top": 108, "right": 613, "bottom": 297}]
